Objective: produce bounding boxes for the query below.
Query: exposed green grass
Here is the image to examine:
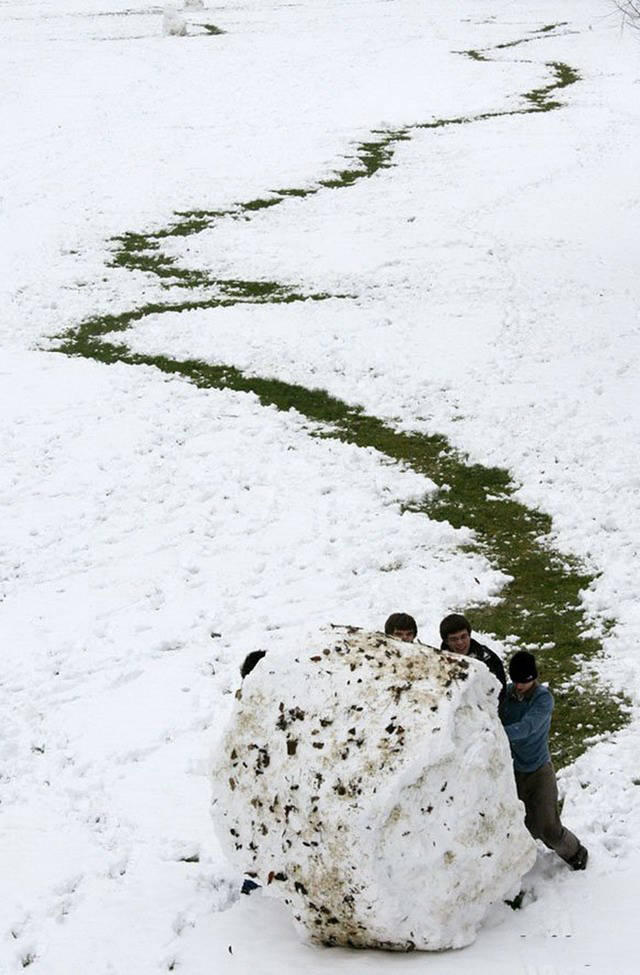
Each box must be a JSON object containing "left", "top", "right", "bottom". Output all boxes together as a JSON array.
[
  {"left": 240, "top": 196, "right": 283, "bottom": 212},
  {"left": 159, "top": 213, "right": 229, "bottom": 237},
  {"left": 55, "top": 290, "right": 337, "bottom": 356},
  {"left": 523, "top": 61, "right": 581, "bottom": 112},
  {"left": 273, "top": 187, "right": 318, "bottom": 198},
  {"left": 465, "top": 49, "right": 489, "bottom": 62},
  {"left": 107, "top": 224, "right": 338, "bottom": 299},
  {"left": 536, "top": 22, "right": 569, "bottom": 33},
  {"left": 51, "top": 22, "right": 627, "bottom": 767}
]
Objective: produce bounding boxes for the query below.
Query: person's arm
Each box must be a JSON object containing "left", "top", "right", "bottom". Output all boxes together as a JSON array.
[
  {"left": 495, "top": 657, "right": 507, "bottom": 693},
  {"left": 479, "top": 648, "right": 507, "bottom": 712},
  {"left": 503, "top": 692, "right": 552, "bottom": 742},
  {"left": 486, "top": 652, "right": 507, "bottom": 694}
]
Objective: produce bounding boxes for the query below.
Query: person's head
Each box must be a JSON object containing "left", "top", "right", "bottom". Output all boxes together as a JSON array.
[
  {"left": 240, "top": 649, "right": 266, "bottom": 679},
  {"left": 508, "top": 650, "right": 538, "bottom": 693},
  {"left": 439, "top": 613, "right": 471, "bottom": 654},
  {"left": 384, "top": 612, "right": 417, "bottom": 643}
]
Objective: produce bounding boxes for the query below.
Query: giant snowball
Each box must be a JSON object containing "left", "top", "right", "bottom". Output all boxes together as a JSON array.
[{"left": 211, "top": 626, "right": 535, "bottom": 950}]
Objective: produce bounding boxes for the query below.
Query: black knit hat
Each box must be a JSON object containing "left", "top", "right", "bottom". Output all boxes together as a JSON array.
[{"left": 509, "top": 650, "right": 538, "bottom": 683}]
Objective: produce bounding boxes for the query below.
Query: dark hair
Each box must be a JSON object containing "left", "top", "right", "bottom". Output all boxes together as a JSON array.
[
  {"left": 439, "top": 613, "right": 471, "bottom": 641},
  {"left": 509, "top": 651, "right": 538, "bottom": 683},
  {"left": 240, "top": 649, "right": 266, "bottom": 679},
  {"left": 384, "top": 613, "right": 417, "bottom": 637}
]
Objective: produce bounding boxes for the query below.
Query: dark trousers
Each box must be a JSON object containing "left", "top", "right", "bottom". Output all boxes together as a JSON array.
[{"left": 515, "top": 762, "right": 580, "bottom": 862}]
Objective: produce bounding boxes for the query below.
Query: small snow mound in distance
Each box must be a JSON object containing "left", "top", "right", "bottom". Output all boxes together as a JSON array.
[{"left": 163, "top": 7, "right": 188, "bottom": 36}]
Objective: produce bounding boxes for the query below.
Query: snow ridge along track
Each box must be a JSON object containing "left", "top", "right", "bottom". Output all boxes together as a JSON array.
[{"left": 51, "top": 23, "right": 627, "bottom": 767}]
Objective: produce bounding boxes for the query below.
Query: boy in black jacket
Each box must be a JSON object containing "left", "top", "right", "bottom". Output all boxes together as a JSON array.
[{"left": 439, "top": 613, "right": 507, "bottom": 711}]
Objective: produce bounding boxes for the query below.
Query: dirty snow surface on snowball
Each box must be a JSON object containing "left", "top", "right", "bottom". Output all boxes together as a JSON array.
[
  {"left": 212, "top": 627, "right": 535, "bottom": 951},
  {"left": 2, "top": 0, "right": 640, "bottom": 973}
]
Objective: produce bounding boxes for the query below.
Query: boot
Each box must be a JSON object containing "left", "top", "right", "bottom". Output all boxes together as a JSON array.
[
  {"left": 241, "top": 878, "right": 261, "bottom": 894},
  {"left": 566, "top": 844, "right": 588, "bottom": 870}
]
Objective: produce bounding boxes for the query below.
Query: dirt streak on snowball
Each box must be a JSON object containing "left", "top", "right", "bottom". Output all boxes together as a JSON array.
[{"left": 211, "top": 625, "right": 535, "bottom": 950}]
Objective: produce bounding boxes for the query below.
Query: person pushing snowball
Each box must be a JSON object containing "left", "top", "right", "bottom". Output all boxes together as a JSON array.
[
  {"left": 384, "top": 612, "right": 418, "bottom": 643},
  {"left": 439, "top": 613, "right": 507, "bottom": 711},
  {"left": 501, "top": 650, "right": 588, "bottom": 871}
]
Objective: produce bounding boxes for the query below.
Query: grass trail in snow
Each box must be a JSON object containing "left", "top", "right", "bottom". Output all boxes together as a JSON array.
[
  {"left": 106, "top": 28, "right": 579, "bottom": 291},
  {"left": 52, "top": 24, "right": 628, "bottom": 766}
]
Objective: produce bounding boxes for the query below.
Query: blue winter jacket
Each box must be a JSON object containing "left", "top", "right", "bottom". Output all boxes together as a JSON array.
[{"left": 501, "top": 682, "right": 552, "bottom": 773}]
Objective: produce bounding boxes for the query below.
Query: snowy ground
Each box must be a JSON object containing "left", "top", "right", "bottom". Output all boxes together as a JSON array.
[{"left": 2, "top": 1, "right": 640, "bottom": 972}]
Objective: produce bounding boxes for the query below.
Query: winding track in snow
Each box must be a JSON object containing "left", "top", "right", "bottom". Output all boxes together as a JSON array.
[{"left": 51, "top": 22, "right": 627, "bottom": 766}]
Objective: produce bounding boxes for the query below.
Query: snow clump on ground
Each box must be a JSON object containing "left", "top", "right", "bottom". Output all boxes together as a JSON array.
[{"left": 163, "top": 7, "right": 188, "bottom": 36}]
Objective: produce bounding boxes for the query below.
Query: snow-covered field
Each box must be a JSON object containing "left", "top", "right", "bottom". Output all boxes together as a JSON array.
[{"left": 2, "top": 0, "right": 640, "bottom": 971}]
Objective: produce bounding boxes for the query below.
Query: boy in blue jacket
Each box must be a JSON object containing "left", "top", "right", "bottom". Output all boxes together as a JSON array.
[{"left": 502, "top": 651, "right": 588, "bottom": 870}]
